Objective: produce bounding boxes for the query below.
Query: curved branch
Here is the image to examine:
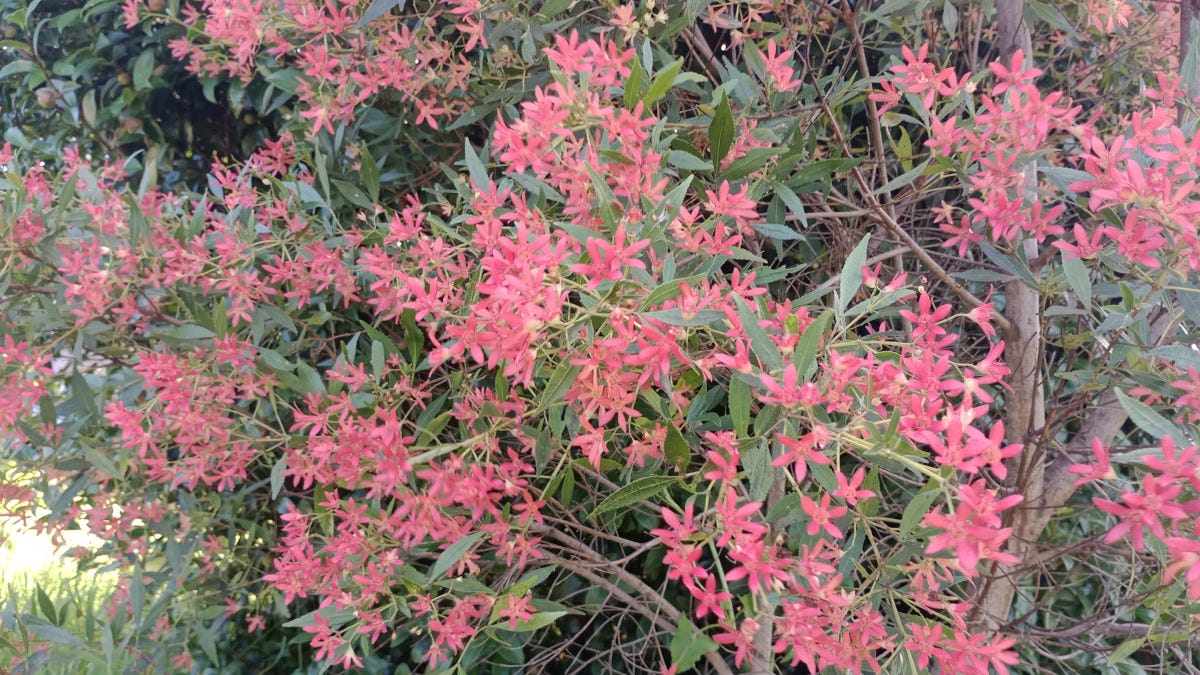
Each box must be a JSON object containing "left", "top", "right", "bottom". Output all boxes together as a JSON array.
[{"left": 541, "top": 548, "right": 737, "bottom": 675}]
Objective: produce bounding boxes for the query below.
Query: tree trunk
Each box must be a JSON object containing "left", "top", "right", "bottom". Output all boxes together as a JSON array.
[
  {"left": 974, "top": 0, "right": 1043, "bottom": 632},
  {"left": 1182, "top": 0, "right": 1200, "bottom": 111},
  {"left": 975, "top": 0, "right": 1200, "bottom": 636}
]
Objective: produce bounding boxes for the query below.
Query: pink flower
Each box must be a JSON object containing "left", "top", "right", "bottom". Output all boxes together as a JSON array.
[
  {"left": 835, "top": 467, "right": 876, "bottom": 505},
  {"left": 705, "top": 180, "right": 759, "bottom": 223},
  {"left": 498, "top": 593, "right": 535, "bottom": 629},
  {"left": 1164, "top": 537, "right": 1200, "bottom": 601},
  {"left": 1067, "top": 437, "right": 1117, "bottom": 486},
  {"left": 988, "top": 50, "right": 1042, "bottom": 96},
  {"left": 568, "top": 223, "right": 650, "bottom": 289},
  {"left": 712, "top": 619, "right": 759, "bottom": 667},
  {"left": 889, "top": 44, "right": 955, "bottom": 111},
  {"left": 800, "top": 492, "right": 848, "bottom": 539}
]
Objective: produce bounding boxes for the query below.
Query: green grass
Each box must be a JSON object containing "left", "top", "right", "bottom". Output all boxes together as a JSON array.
[{"left": 0, "top": 523, "right": 139, "bottom": 674}]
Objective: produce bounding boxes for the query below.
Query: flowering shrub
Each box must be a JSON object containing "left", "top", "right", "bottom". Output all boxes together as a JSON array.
[{"left": 4, "top": 0, "right": 1200, "bottom": 673}]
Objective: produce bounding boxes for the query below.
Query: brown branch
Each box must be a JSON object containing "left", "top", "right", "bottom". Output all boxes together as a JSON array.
[
  {"left": 826, "top": 188, "right": 1014, "bottom": 334},
  {"left": 973, "top": 0, "right": 1042, "bottom": 632},
  {"left": 683, "top": 25, "right": 723, "bottom": 85},
  {"left": 540, "top": 545, "right": 737, "bottom": 675},
  {"left": 839, "top": 0, "right": 891, "bottom": 198},
  {"left": 1020, "top": 619, "right": 1200, "bottom": 647},
  {"left": 814, "top": 86, "right": 1013, "bottom": 332}
]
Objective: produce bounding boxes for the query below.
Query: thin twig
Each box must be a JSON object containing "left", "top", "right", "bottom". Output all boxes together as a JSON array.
[
  {"left": 812, "top": 88, "right": 1012, "bottom": 332},
  {"left": 815, "top": 246, "right": 912, "bottom": 290},
  {"left": 840, "top": 0, "right": 891, "bottom": 201},
  {"left": 826, "top": 189, "right": 1015, "bottom": 334},
  {"left": 543, "top": 552, "right": 737, "bottom": 675},
  {"left": 683, "top": 25, "right": 723, "bottom": 84}
]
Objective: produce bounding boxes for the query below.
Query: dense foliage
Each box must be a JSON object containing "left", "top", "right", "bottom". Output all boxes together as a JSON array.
[{"left": 2, "top": 0, "right": 1200, "bottom": 673}]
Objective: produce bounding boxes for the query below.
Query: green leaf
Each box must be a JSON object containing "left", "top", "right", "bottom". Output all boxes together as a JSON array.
[
  {"left": 644, "top": 58, "right": 683, "bottom": 105},
  {"left": 623, "top": 58, "right": 645, "bottom": 110},
  {"left": 70, "top": 370, "right": 98, "bottom": 418},
  {"left": 589, "top": 475, "right": 679, "bottom": 519},
  {"left": 559, "top": 465, "right": 576, "bottom": 506},
  {"left": 5, "top": 126, "right": 30, "bottom": 149},
  {"left": 282, "top": 606, "right": 358, "bottom": 628},
  {"left": 743, "top": 440, "right": 773, "bottom": 502},
  {"left": 585, "top": 164, "right": 620, "bottom": 228},
  {"left": 1114, "top": 389, "right": 1188, "bottom": 446},
  {"left": 462, "top": 140, "right": 489, "bottom": 190},
  {"left": 1040, "top": 166, "right": 1093, "bottom": 193},
  {"left": 765, "top": 492, "right": 801, "bottom": 523},
  {"left": 132, "top": 49, "right": 155, "bottom": 90},
  {"left": 360, "top": 143, "right": 380, "bottom": 201},
  {"left": 753, "top": 222, "right": 801, "bottom": 240},
  {"left": 789, "top": 157, "right": 866, "bottom": 188},
  {"left": 287, "top": 178, "right": 326, "bottom": 207},
  {"left": 259, "top": 347, "right": 296, "bottom": 372},
  {"left": 838, "top": 235, "right": 871, "bottom": 313},
  {"left": 640, "top": 275, "right": 705, "bottom": 310},
  {"left": 733, "top": 295, "right": 783, "bottom": 373},
  {"left": 942, "top": 1, "right": 959, "bottom": 38},
  {"left": 896, "top": 126, "right": 914, "bottom": 172},
  {"left": 84, "top": 446, "right": 121, "bottom": 479},
  {"left": 496, "top": 611, "right": 568, "bottom": 633},
  {"left": 510, "top": 565, "right": 559, "bottom": 595},
  {"left": 27, "top": 622, "right": 83, "bottom": 647},
  {"left": 729, "top": 377, "right": 750, "bottom": 437},
  {"left": 35, "top": 583, "right": 57, "bottom": 625},
  {"left": 1027, "top": 0, "right": 1075, "bottom": 33},
  {"left": 166, "top": 324, "right": 216, "bottom": 341},
  {"left": 642, "top": 308, "right": 725, "bottom": 327},
  {"left": 360, "top": 317, "right": 403, "bottom": 355},
  {"left": 1107, "top": 637, "right": 1145, "bottom": 665},
  {"left": 333, "top": 179, "right": 374, "bottom": 210},
  {"left": 792, "top": 310, "right": 833, "bottom": 382},
  {"left": 952, "top": 269, "right": 1016, "bottom": 283},
  {"left": 670, "top": 617, "right": 718, "bottom": 671},
  {"left": 772, "top": 181, "right": 808, "bottom": 228},
  {"left": 533, "top": 426, "right": 552, "bottom": 472},
  {"left": 129, "top": 566, "right": 145, "bottom": 622},
  {"left": 264, "top": 68, "right": 302, "bottom": 95},
  {"left": 1061, "top": 252, "right": 1092, "bottom": 309},
  {"left": 431, "top": 531, "right": 487, "bottom": 580},
  {"left": 270, "top": 455, "right": 287, "bottom": 498},
  {"left": 667, "top": 150, "right": 712, "bottom": 172},
  {"left": 357, "top": 0, "right": 404, "bottom": 26},
  {"left": 1149, "top": 345, "right": 1200, "bottom": 370},
  {"left": 708, "top": 92, "right": 735, "bottom": 167},
  {"left": 723, "top": 147, "right": 778, "bottom": 181},
  {"left": 294, "top": 362, "right": 326, "bottom": 395},
  {"left": 539, "top": 0, "right": 571, "bottom": 17},
  {"left": 540, "top": 361, "right": 581, "bottom": 407},
  {"left": 899, "top": 483, "right": 940, "bottom": 540},
  {"left": 870, "top": 158, "right": 929, "bottom": 197},
  {"left": 978, "top": 241, "right": 1037, "bottom": 288},
  {"left": 0, "top": 59, "right": 34, "bottom": 80},
  {"left": 665, "top": 423, "right": 690, "bottom": 471},
  {"left": 371, "top": 339, "right": 386, "bottom": 380}
]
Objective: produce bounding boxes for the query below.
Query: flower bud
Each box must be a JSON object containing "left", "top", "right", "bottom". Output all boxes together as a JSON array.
[{"left": 35, "top": 87, "right": 59, "bottom": 109}]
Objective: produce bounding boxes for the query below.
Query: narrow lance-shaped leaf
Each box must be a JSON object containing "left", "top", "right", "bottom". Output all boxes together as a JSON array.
[
  {"left": 729, "top": 376, "right": 750, "bottom": 437},
  {"left": 430, "top": 531, "right": 487, "bottom": 580},
  {"left": 839, "top": 235, "right": 870, "bottom": 313},
  {"left": 644, "top": 58, "right": 683, "bottom": 105},
  {"left": 709, "top": 91, "right": 735, "bottom": 167},
  {"left": 589, "top": 475, "right": 679, "bottom": 519},
  {"left": 733, "top": 295, "right": 783, "bottom": 373}
]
